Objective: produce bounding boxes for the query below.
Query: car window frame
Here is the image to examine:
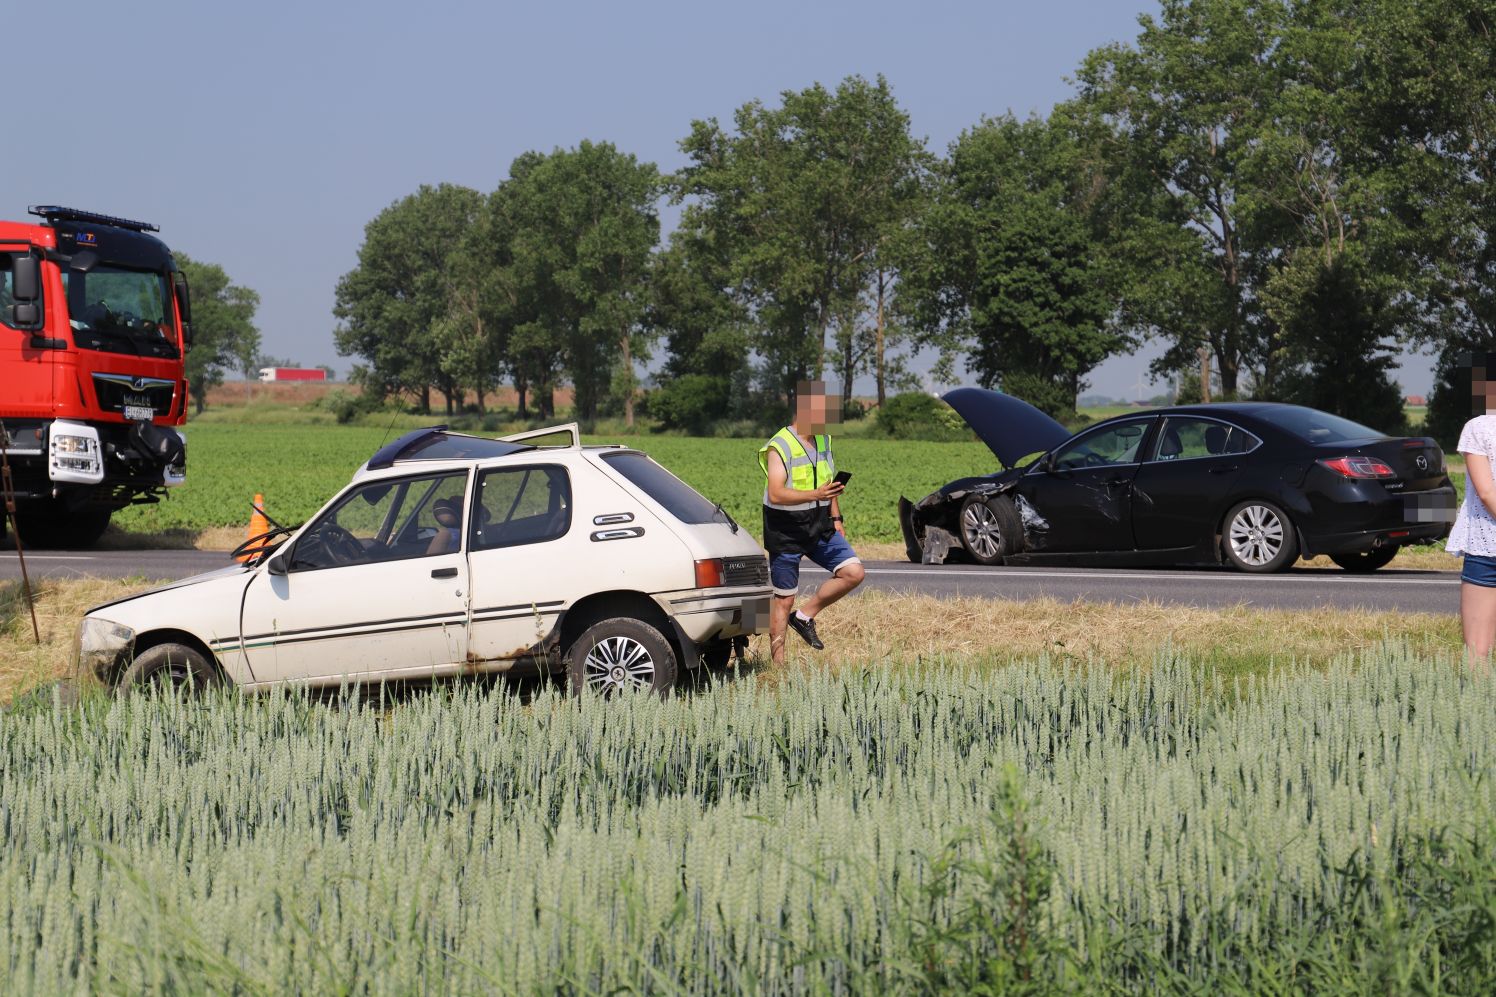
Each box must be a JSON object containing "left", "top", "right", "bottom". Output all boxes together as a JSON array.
[
  {"left": 1144, "top": 415, "right": 1263, "bottom": 464},
  {"left": 469, "top": 462, "right": 573, "bottom": 552},
  {"left": 287, "top": 468, "right": 471, "bottom": 573},
  {"left": 1036, "top": 417, "right": 1158, "bottom": 473}
]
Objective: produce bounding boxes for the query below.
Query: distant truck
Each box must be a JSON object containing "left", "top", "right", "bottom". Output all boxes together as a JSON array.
[
  {"left": 1, "top": 206, "right": 192, "bottom": 547},
  {"left": 258, "top": 367, "right": 327, "bottom": 383}
]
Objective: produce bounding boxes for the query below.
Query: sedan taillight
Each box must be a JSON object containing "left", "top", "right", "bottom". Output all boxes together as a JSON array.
[{"left": 1318, "top": 456, "right": 1396, "bottom": 479}]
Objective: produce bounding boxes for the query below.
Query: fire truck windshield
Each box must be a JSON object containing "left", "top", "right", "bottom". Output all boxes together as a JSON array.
[{"left": 62, "top": 266, "right": 180, "bottom": 359}]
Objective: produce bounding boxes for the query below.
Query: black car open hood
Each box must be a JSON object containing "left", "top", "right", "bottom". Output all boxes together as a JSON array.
[{"left": 942, "top": 387, "right": 1072, "bottom": 469}]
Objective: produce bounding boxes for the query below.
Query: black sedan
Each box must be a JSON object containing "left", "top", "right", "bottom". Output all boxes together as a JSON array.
[{"left": 898, "top": 389, "right": 1457, "bottom": 572}]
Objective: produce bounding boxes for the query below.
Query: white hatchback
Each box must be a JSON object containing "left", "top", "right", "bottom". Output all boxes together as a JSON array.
[{"left": 75, "top": 425, "right": 771, "bottom": 696}]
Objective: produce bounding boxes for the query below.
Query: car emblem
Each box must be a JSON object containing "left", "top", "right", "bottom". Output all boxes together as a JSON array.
[
  {"left": 1415, "top": 454, "right": 1429, "bottom": 472},
  {"left": 132, "top": 377, "right": 147, "bottom": 391}
]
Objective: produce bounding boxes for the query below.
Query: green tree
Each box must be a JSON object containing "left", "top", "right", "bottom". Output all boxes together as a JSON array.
[
  {"left": 176, "top": 253, "right": 260, "bottom": 415},
  {"left": 674, "top": 74, "right": 929, "bottom": 409},
  {"left": 488, "top": 143, "right": 661, "bottom": 426},
  {"left": 902, "top": 114, "right": 1127, "bottom": 418},
  {"left": 333, "top": 183, "right": 483, "bottom": 414}
]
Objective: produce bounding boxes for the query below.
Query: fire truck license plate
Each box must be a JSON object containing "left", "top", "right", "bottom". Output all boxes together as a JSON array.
[{"left": 124, "top": 404, "right": 155, "bottom": 422}]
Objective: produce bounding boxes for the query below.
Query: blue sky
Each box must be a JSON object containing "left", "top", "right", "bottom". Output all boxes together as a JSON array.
[{"left": 6, "top": 0, "right": 1432, "bottom": 397}]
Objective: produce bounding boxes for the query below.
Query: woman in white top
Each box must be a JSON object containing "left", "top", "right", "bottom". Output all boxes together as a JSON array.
[{"left": 1448, "top": 376, "right": 1496, "bottom": 663}]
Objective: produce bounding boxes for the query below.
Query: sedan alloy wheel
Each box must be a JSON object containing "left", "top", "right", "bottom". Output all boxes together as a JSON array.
[
  {"left": 567, "top": 617, "right": 679, "bottom": 698},
  {"left": 584, "top": 635, "right": 656, "bottom": 694},
  {"left": 1223, "top": 500, "right": 1299, "bottom": 572}
]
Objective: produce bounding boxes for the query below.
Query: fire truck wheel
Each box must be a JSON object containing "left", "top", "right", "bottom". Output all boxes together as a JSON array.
[{"left": 18, "top": 506, "right": 113, "bottom": 549}]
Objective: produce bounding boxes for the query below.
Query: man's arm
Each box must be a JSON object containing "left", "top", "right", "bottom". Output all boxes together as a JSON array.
[{"left": 765, "top": 448, "right": 844, "bottom": 507}]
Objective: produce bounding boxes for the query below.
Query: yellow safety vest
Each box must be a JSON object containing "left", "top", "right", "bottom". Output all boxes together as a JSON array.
[{"left": 758, "top": 427, "right": 834, "bottom": 510}]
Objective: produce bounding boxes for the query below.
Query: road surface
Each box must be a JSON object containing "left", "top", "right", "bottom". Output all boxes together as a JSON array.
[{"left": 0, "top": 548, "right": 1460, "bottom": 614}]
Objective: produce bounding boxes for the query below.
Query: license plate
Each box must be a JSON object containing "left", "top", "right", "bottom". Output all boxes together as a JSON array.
[{"left": 124, "top": 404, "right": 155, "bottom": 422}]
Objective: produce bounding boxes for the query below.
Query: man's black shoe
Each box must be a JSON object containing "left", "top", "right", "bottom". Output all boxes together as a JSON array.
[{"left": 788, "top": 613, "right": 824, "bottom": 650}]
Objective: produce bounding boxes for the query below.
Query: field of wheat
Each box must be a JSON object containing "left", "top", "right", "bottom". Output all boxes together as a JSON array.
[{"left": 3, "top": 649, "right": 1491, "bottom": 993}]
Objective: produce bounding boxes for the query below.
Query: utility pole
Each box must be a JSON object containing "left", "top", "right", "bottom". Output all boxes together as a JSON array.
[{"left": 1198, "top": 346, "right": 1212, "bottom": 404}]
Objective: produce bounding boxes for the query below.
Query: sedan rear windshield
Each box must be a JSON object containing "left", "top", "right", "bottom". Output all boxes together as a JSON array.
[
  {"left": 602, "top": 452, "right": 719, "bottom": 524},
  {"left": 1254, "top": 406, "right": 1386, "bottom": 443}
]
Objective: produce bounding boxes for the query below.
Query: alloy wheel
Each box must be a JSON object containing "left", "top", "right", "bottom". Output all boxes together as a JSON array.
[
  {"left": 961, "top": 502, "right": 1002, "bottom": 561},
  {"left": 582, "top": 635, "right": 656, "bottom": 696},
  {"left": 1228, "top": 504, "right": 1284, "bottom": 566}
]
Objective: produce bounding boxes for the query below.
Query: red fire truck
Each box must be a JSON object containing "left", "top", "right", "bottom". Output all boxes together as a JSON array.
[{"left": 1, "top": 206, "right": 192, "bottom": 547}]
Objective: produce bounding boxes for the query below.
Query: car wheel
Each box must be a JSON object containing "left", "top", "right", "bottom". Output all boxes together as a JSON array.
[
  {"left": 568, "top": 618, "right": 678, "bottom": 698},
  {"left": 1222, "top": 500, "right": 1299, "bottom": 573},
  {"left": 958, "top": 494, "right": 1021, "bottom": 566},
  {"left": 1329, "top": 547, "right": 1398, "bottom": 573},
  {"left": 116, "top": 642, "right": 222, "bottom": 695}
]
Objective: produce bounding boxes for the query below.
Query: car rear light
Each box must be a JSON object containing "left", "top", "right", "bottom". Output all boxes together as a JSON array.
[
  {"left": 1318, "top": 456, "right": 1396, "bottom": 479},
  {"left": 694, "top": 558, "right": 725, "bottom": 587}
]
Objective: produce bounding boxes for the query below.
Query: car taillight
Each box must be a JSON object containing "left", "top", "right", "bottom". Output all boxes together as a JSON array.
[
  {"left": 694, "top": 559, "right": 725, "bottom": 587},
  {"left": 1318, "top": 456, "right": 1396, "bottom": 479}
]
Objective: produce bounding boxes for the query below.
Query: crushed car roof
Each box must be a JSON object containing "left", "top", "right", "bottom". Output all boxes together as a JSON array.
[
  {"left": 942, "top": 388, "right": 1072, "bottom": 468},
  {"left": 366, "top": 427, "right": 534, "bottom": 470}
]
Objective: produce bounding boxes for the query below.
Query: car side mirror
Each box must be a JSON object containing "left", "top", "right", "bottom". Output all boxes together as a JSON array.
[
  {"left": 266, "top": 549, "right": 289, "bottom": 576},
  {"left": 9, "top": 254, "right": 42, "bottom": 329}
]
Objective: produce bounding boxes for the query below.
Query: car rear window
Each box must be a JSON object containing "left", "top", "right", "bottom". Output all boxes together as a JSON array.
[
  {"left": 602, "top": 452, "right": 719, "bottom": 525},
  {"left": 1254, "top": 406, "right": 1385, "bottom": 443}
]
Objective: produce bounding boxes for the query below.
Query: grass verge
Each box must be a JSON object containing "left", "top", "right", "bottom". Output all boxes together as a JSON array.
[{"left": 2, "top": 577, "right": 1461, "bottom": 704}]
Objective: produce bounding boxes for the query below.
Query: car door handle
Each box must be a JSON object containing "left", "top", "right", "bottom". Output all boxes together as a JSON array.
[
  {"left": 1208, "top": 464, "right": 1240, "bottom": 475},
  {"left": 430, "top": 567, "right": 458, "bottom": 578}
]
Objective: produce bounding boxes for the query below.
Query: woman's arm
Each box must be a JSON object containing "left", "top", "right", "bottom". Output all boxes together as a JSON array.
[{"left": 1465, "top": 452, "right": 1496, "bottom": 511}]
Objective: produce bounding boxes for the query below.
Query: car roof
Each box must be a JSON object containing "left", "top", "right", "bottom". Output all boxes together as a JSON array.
[{"left": 358, "top": 424, "right": 639, "bottom": 480}]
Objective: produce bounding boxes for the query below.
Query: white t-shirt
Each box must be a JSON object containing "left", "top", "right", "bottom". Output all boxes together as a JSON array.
[{"left": 1447, "top": 414, "right": 1496, "bottom": 556}]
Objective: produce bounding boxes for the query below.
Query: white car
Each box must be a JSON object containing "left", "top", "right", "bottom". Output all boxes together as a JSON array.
[{"left": 75, "top": 424, "right": 771, "bottom": 696}]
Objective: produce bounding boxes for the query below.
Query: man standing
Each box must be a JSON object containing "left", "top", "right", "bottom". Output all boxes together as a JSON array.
[{"left": 759, "top": 380, "right": 866, "bottom": 664}]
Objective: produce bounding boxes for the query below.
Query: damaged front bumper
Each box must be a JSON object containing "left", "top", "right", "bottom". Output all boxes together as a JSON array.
[{"left": 73, "top": 616, "right": 135, "bottom": 680}]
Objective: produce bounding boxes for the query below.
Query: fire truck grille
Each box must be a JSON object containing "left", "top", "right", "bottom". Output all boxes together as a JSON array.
[
  {"left": 722, "top": 556, "right": 769, "bottom": 587},
  {"left": 91, "top": 374, "right": 176, "bottom": 418}
]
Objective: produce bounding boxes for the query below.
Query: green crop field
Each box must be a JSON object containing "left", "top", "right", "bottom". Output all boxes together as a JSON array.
[
  {"left": 114, "top": 424, "right": 996, "bottom": 545},
  {"left": 3, "top": 651, "right": 1491, "bottom": 992}
]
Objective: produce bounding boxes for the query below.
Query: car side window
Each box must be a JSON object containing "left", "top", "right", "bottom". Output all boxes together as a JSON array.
[
  {"left": 1053, "top": 420, "right": 1152, "bottom": 470},
  {"left": 1, "top": 256, "right": 21, "bottom": 329},
  {"left": 291, "top": 471, "right": 467, "bottom": 571},
  {"left": 472, "top": 465, "right": 571, "bottom": 550},
  {"left": 1149, "top": 418, "right": 1260, "bottom": 461}
]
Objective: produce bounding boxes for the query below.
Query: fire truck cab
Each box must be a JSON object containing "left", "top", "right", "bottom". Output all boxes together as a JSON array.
[{"left": 1, "top": 206, "right": 191, "bottom": 547}]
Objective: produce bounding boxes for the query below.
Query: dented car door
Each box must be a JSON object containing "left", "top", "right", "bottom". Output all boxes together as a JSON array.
[{"left": 1014, "top": 418, "right": 1156, "bottom": 553}]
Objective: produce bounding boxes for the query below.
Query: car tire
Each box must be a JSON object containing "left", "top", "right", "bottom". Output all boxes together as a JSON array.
[
  {"left": 1222, "top": 500, "right": 1299, "bottom": 573},
  {"left": 567, "top": 617, "right": 678, "bottom": 698},
  {"left": 116, "top": 641, "right": 222, "bottom": 695},
  {"left": 958, "top": 494, "right": 1022, "bottom": 566},
  {"left": 1329, "top": 547, "right": 1398, "bottom": 573}
]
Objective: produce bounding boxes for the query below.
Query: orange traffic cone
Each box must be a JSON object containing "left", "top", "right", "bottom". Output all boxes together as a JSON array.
[{"left": 237, "top": 494, "right": 271, "bottom": 563}]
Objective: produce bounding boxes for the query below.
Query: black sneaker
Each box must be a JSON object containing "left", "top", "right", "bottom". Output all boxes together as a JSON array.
[{"left": 787, "top": 613, "right": 824, "bottom": 650}]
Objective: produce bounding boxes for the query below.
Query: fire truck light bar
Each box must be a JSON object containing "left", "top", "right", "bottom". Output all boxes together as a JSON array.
[{"left": 27, "top": 205, "right": 159, "bottom": 233}]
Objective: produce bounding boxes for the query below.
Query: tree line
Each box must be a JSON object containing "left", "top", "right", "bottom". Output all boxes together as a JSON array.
[{"left": 331, "top": 0, "right": 1494, "bottom": 440}]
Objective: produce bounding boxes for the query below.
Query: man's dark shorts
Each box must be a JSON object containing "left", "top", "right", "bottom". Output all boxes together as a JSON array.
[{"left": 770, "top": 532, "right": 860, "bottom": 596}]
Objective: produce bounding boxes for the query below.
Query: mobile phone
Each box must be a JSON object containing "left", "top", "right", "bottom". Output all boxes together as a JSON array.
[{"left": 832, "top": 471, "right": 852, "bottom": 487}]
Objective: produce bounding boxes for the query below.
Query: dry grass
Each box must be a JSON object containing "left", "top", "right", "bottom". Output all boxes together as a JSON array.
[
  {"left": 90, "top": 525, "right": 248, "bottom": 551},
  {"left": 750, "top": 589, "right": 1461, "bottom": 680},
  {"left": 3, "top": 576, "right": 1462, "bottom": 705},
  {"left": 0, "top": 577, "right": 154, "bottom": 703}
]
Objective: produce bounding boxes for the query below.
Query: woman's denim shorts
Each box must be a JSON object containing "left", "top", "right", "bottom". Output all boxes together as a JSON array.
[{"left": 1462, "top": 553, "right": 1496, "bottom": 587}]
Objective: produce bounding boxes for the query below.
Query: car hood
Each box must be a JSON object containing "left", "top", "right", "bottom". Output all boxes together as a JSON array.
[
  {"left": 87, "top": 563, "right": 248, "bottom": 615},
  {"left": 942, "top": 387, "right": 1071, "bottom": 469}
]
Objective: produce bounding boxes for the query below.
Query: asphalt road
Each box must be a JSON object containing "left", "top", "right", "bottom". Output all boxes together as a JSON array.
[{"left": 0, "top": 548, "right": 1461, "bottom": 614}]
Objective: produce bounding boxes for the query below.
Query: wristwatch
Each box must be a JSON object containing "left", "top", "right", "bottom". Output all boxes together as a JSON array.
[{"left": 831, "top": 515, "right": 844, "bottom": 523}]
